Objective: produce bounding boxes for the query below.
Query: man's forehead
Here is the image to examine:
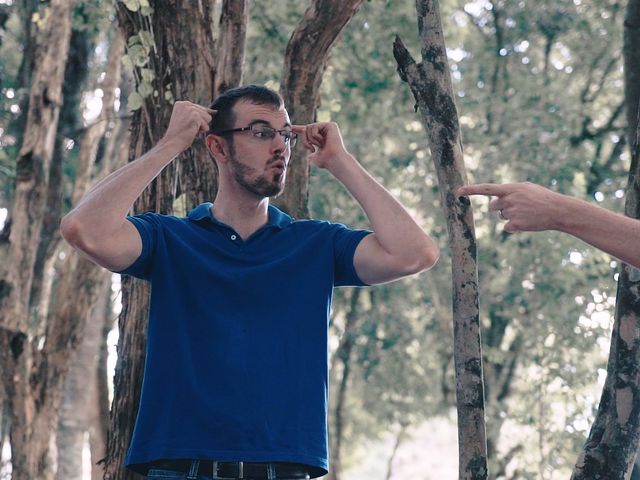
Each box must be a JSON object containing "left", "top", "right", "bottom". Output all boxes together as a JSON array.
[{"left": 233, "top": 100, "right": 290, "bottom": 127}]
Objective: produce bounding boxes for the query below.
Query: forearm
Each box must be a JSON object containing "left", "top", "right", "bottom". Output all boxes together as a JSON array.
[
  {"left": 62, "top": 137, "right": 184, "bottom": 240},
  {"left": 329, "top": 154, "right": 439, "bottom": 264},
  {"left": 556, "top": 196, "right": 640, "bottom": 269}
]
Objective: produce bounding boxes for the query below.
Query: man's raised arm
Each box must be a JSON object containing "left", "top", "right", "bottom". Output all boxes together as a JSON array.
[
  {"left": 60, "top": 102, "right": 214, "bottom": 272},
  {"left": 458, "top": 182, "right": 640, "bottom": 269},
  {"left": 293, "top": 122, "right": 440, "bottom": 285}
]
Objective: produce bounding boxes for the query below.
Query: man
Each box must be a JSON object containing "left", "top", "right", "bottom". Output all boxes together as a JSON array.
[
  {"left": 61, "top": 85, "right": 439, "bottom": 479},
  {"left": 457, "top": 181, "right": 640, "bottom": 269}
]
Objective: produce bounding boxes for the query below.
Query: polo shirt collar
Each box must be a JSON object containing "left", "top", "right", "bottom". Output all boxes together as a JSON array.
[{"left": 187, "top": 202, "right": 293, "bottom": 229}]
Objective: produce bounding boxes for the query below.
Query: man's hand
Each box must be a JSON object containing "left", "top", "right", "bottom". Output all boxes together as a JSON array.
[
  {"left": 458, "top": 181, "right": 640, "bottom": 268},
  {"left": 292, "top": 122, "right": 350, "bottom": 171},
  {"left": 162, "top": 101, "right": 216, "bottom": 152},
  {"left": 457, "top": 182, "right": 566, "bottom": 232}
]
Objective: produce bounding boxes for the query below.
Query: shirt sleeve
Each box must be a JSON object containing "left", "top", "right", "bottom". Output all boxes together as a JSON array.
[
  {"left": 115, "top": 212, "right": 161, "bottom": 280},
  {"left": 332, "top": 223, "right": 372, "bottom": 287}
]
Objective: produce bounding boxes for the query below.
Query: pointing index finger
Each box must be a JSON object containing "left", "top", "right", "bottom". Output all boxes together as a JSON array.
[
  {"left": 458, "top": 183, "right": 511, "bottom": 197},
  {"left": 291, "top": 124, "right": 307, "bottom": 133}
]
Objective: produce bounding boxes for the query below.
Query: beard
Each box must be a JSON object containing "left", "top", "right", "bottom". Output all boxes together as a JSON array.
[{"left": 228, "top": 142, "right": 286, "bottom": 198}]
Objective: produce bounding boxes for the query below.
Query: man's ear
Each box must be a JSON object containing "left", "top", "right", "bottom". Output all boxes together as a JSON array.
[{"left": 206, "top": 134, "right": 229, "bottom": 164}]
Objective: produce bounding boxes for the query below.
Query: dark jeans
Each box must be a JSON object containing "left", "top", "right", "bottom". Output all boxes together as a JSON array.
[
  {"left": 147, "top": 468, "right": 213, "bottom": 480},
  {"left": 146, "top": 460, "right": 311, "bottom": 480}
]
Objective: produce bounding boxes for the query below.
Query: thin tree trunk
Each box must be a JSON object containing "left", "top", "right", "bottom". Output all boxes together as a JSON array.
[
  {"left": 328, "top": 289, "right": 362, "bottom": 480},
  {"left": 0, "top": 1, "right": 76, "bottom": 479},
  {"left": 393, "top": 1, "right": 487, "bottom": 478},
  {"left": 105, "top": 3, "right": 247, "bottom": 478},
  {"left": 56, "top": 273, "right": 111, "bottom": 480},
  {"left": 10, "top": 0, "right": 39, "bottom": 149},
  {"left": 275, "top": 0, "right": 364, "bottom": 218},
  {"left": 90, "top": 284, "right": 114, "bottom": 480},
  {"left": 572, "top": 1, "right": 640, "bottom": 475},
  {"left": 54, "top": 31, "right": 125, "bottom": 480},
  {"left": 31, "top": 28, "right": 94, "bottom": 339},
  {"left": 384, "top": 424, "right": 407, "bottom": 480},
  {"left": 213, "top": 0, "right": 249, "bottom": 98}
]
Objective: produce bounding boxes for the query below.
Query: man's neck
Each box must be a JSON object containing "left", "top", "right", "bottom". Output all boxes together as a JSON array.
[{"left": 211, "top": 193, "right": 270, "bottom": 240}]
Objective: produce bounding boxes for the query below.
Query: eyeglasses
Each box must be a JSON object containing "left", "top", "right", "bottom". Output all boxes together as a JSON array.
[{"left": 217, "top": 124, "right": 298, "bottom": 147}]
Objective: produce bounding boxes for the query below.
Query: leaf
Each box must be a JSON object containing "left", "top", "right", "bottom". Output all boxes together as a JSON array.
[
  {"left": 140, "top": 68, "right": 155, "bottom": 82},
  {"left": 121, "top": 55, "right": 134, "bottom": 74},
  {"left": 128, "top": 91, "right": 144, "bottom": 111},
  {"left": 122, "top": 0, "right": 140, "bottom": 12},
  {"left": 137, "top": 81, "right": 153, "bottom": 98},
  {"left": 127, "top": 44, "right": 148, "bottom": 67},
  {"left": 127, "top": 33, "right": 140, "bottom": 46},
  {"left": 164, "top": 89, "right": 174, "bottom": 104},
  {"left": 138, "top": 31, "right": 154, "bottom": 50}
]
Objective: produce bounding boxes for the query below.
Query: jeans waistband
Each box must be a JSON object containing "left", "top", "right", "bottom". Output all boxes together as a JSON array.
[{"left": 152, "top": 459, "right": 312, "bottom": 479}]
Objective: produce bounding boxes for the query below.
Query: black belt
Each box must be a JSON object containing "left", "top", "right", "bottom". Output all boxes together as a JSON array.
[{"left": 152, "top": 459, "right": 311, "bottom": 479}]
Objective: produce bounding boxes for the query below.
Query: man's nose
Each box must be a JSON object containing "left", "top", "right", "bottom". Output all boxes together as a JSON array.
[{"left": 271, "top": 132, "right": 287, "bottom": 152}]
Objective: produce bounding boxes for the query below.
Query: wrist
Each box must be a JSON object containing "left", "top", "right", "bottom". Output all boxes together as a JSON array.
[
  {"left": 326, "top": 152, "right": 359, "bottom": 178},
  {"left": 154, "top": 135, "right": 190, "bottom": 161},
  {"left": 553, "top": 194, "right": 586, "bottom": 233}
]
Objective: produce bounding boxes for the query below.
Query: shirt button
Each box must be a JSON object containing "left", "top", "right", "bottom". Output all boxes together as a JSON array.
[{"left": 231, "top": 234, "right": 237, "bottom": 240}]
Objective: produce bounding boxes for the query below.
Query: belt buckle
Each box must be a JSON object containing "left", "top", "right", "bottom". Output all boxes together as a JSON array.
[{"left": 212, "top": 461, "right": 244, "bottom": 479}]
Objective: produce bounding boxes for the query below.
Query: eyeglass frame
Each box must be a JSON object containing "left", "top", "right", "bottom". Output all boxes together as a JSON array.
[{"left": 215, "top": 123, "right": 298, "bottom": 147}]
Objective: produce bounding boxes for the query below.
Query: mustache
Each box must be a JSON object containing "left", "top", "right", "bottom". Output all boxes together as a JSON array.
[{"left": 267, "top": 155, "right": 288, "bottom": 166}]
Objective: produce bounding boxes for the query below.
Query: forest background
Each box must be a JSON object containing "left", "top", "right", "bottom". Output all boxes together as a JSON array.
[{"left": 0, "top": 0, "right": 638, "bottom": 479}]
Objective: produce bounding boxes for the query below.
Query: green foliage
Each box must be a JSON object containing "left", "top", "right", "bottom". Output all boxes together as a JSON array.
[{"left": 121, "top": 28, "right": 155, "bottom": 110}]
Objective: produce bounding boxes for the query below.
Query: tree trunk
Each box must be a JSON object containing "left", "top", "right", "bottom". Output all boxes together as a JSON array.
[
  {"left": 572, "top": 1, "right": 640, "bottom": 476},
  {"left": 0, "top": 1, "right": 76, "bottom": 479},
  {"left": 384, "top": 424, "right": 407, "bottom": 480},
  {"left": 624, "top": 0, "right": 640, "bottom": 147},
  {"left": 31, "top": 27, "right": 95, "bottom": 340},
  {"left": 104, "top": 3, "right": 247, "bottom": 478},
  {"left": 90, "top": 285, "right": 115, "bottom": 480},
  {"left": 328, "top": 289, "right": 362, "bottom": 480},
  {"left": 275, "top": 0, "right": 364, "bottom": 218},
  {"left": 10, "top": 0, "right": 39, "bottom": 149},
  {"left": 180, "top": 0, "right": 249, "bottom": 208},
  {"left": 54, "top": 30, "right": 125, "bottom": 480},
  {"left": 393, "top": 1, "right": 487, "bottom": 478},
  {"left": 56, "top": 274, "right": 111, "bottom": 480}
]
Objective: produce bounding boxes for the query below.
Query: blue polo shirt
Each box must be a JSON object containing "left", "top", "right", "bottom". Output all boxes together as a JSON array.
[{"left": 118, "top": 202, "right": 371, "bottom": 477}]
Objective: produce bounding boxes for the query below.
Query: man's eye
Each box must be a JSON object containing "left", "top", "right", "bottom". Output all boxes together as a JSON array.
[{"left": 253, "top": 128, "right": 275, "bottom": 139}]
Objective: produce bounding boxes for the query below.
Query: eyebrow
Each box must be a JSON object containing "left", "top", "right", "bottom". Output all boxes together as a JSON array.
[{"left": 247, "top": 119, "right": 292, "bottom": 129}]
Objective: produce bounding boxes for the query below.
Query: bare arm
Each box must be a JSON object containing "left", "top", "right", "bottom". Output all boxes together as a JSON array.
[
  {"left": 60, "top": 102, "right": 213, "bottom": 271},
  {"left": 457, "top": 182, "right": 640, "bottom": 269},
  {"left": 293, "top": 122, "right": 440, "bottom": 285}
]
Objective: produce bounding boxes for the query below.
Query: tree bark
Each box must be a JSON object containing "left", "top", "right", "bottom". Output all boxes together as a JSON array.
[
  {"left": 31, "top": 27, "right": 95, "bottom": 340},
  {"left": 178, "top": 0, "right": 249, "bottom": 208},
  {"left": 625, "top": 0, "right": 640, "bottom": 147},
  {"left": 54, "top": 30, "right": 125, "bottom": 480},
  {"left": 9, "top": 0, "right": 39, "bottom": 150},
  {"left": 90, "top": 285, "right": 114, "bottom": 480},
  {"left": 105, "top": 3, "right": 247, "bottom": 478},
  {"left": 275, "top": 0, "right": 364, "bottom": 218},
  {"left": 572, "top": 1, "right": 640, "bottom": 476},
  {"left": 56, "top": 274, "right": 111, "bottom": 480},
  {"left": 0, "top": 1, "right": 76, "bottom": 479},
  {"left": 393, "top": 1, "right": 487, "bottom": 478},
  {"left": 213, "top": 0, "right": 249, "bottom": 98},
  {"left": 328, "top": 289, "right": 362, "bottom": 480}
]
